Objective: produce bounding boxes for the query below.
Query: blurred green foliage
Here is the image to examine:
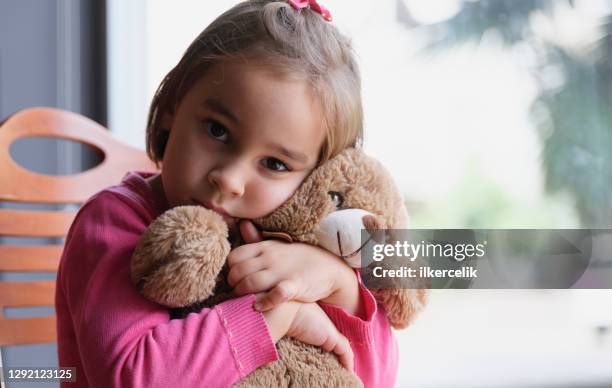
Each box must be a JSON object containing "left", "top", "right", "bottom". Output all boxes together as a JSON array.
[
  {"left": 409, "top": 160, "right": 580, "bottom": 228},
  {"left": 408, "top": 0, "right": 612, "bottom": 227}
]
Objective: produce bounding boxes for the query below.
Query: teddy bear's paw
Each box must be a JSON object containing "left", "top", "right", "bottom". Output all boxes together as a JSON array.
[
  {"left": 233, "top": 359, "right": 290, "bottom": 388},
  {"left": 139, "top": 256, "right": 227, "bottom": 307},
  {"left": 277, "top": 338, "right": 363, "bottom": 388},
  {"left": 131, "top": 205, "right": 230, "bottom": 307}
]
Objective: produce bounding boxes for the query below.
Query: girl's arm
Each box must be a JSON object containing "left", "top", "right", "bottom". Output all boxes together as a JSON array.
[
  {"left": 318, "top": 272, "right": 400, "bottom": 388},
  {"left": 56, "top": 192, "right": 279, "bottom": 388},
  {"left": 228, "top": 223, "right": 399, "bottom": 387},
  {"left": 57, "top": 191, "right": 353, "bottom": 387}
]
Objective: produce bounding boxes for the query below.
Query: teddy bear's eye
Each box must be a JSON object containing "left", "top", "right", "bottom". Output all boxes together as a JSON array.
[{"left": 328, "top": 191, "right": 344, "bottom": 208}]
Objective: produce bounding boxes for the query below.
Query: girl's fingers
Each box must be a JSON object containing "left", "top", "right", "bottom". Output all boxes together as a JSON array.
[
  {"left": 227, "top": 242, "right": 265, "bottom": 267},
  {"left": 233, "top": 270, "right": 276, "bottom": 296},
  {"left": 227, "top": 257, "right": 266, "bottom": 287},
  {"left": 253, "top": 292, "right": 267, "bottom": 302},
  {"left": 322, "top": 333, "right": 354, "bottom": 372},
  {"left": 240, "top": 219, "right": 263, "bottom": 244},
  {"left": 334, "top": 336, "right": 354, "bottom": 371},
  {"left": 253, "top": 280, "right": 298, "bottom": 312}
]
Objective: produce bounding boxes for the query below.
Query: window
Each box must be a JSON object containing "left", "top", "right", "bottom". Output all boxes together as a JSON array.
[{"left": 107, "top": 1, "right": 612, "bottom": 385}]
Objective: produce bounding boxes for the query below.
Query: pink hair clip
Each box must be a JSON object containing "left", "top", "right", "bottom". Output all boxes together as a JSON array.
[{"left": 287, "top": 0, "right": 332, "bottom": 21}]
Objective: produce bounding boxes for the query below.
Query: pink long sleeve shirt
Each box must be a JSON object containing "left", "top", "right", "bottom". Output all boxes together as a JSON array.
[{"left": 55, "top": 171, "right": 398, "bottom": 387}]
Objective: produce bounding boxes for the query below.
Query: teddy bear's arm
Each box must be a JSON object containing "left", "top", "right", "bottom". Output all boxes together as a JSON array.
[
  {"left": 362, "top": 255, "right": 429, "bottom": 329},
  {"left": 370, "top": 288, "right": 428, "bottom": 329},
  {"left": 131, "top": 206, "right": 231, "bottom": 309}
]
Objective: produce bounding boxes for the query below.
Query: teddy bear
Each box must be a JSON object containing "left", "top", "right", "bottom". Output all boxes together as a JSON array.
[{"left": 130, "top": 148, "right": 428, "bottom": 387}]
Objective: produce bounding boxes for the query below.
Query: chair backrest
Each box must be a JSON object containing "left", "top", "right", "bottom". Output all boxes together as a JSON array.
[{"left": 0, "top": 107, "right": 157, "bottom": 346}]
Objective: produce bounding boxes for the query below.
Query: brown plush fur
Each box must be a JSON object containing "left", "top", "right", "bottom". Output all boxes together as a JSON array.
[
  {"left": 253, "top": 148, "right": 428, "bottom": 329},
  {"left": 253, "top": 149, "right": 408, "bottom": 243},
  {"left": 132, "top": 206, "right": 230, "bottom": 308},
  {"left": 235, "top": 338, "right": 362, "bottom": 388},
  {"left": 130, "top": 148, "right": 428, "bottom": 387}
]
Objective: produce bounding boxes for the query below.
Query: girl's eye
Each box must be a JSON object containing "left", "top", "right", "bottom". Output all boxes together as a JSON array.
[
  {"left": 263, "top": 158, "right": 290, "bottom": 172},
  {"left": 206, "top": 121, "right": 229, "bottom": 142}
]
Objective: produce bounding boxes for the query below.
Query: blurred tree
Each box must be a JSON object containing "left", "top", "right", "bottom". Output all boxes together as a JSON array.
[{"left": 403, "top": 0, "right": 612, "bottom": 227}]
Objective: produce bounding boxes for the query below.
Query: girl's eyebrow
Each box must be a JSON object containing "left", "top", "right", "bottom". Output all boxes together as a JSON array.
[
  {"left": 268, "top": 143, "right": 309, "bottom": 164},
  {"left": 203, "top": 98, "right": 240, "bottom": 126}
]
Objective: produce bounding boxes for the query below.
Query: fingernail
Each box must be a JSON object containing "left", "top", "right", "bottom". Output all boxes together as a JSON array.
[{"left": 254, "top": 302, "right": 263, "bottom": 311}]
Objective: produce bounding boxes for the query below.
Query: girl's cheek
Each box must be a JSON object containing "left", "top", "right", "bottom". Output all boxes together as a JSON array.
[
  {"left": 251, "top": 186, "right": 284, "bottom": 214},
  {"left": 247, "top": 177, "right": 301, "bottom": 216},
  {"left": 256, "top": 190, "right": 281, "bottom": 214},
  {"left": 270, "top": 183, "right": 298, "bottom": 209}
]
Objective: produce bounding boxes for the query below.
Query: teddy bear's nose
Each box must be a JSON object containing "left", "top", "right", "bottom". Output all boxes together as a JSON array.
[{"left": 314, "top": 208, "right": 377, "bottom": 268}]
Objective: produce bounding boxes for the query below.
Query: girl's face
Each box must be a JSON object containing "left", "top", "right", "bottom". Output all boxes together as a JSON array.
[{"left": 159, "top": 61, "right": 326, "bottom": 233}]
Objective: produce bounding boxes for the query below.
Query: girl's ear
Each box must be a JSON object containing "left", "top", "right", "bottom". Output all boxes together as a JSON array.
[{"left": 160, "top": 112, "right": 174, "bottom": 131}]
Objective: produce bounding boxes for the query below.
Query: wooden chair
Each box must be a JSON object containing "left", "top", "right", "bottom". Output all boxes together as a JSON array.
[{"left": 0, "top": 107, "right": 157, "bottom": 348}]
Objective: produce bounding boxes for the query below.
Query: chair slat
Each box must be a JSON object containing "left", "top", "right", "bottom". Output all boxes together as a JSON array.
[
  {"left": 0, "top": 107, "right": 158, "bottom": 349},
  {"left": 0, "top": 107, "right": 156, "bottom": 203},
  {"left": 0, "top": 209, "right": 76, "bottom": 237},
  {"left": 0, "top": 316, "right": 56, "bottom": 346},
  {"left": 0, "top": 281, "right": 56, "bottom": 308},
  {"left": 0, "top": 245, "right": 63, "bottom": 271}
]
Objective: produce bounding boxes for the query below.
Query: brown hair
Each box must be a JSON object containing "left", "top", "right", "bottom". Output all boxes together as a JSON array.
[{"left": 146, "top": 0, "right": 363, "bottom": 167}]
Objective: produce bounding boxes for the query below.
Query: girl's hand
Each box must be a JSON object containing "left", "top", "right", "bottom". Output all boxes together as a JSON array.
[
  {"left": 289, "top": 302, "right": 354, "bottom": 371},
  {"left": 228, "top": 220, "right": 359, "bottom": 313},
  {"left": 261, "top": 300, "right": 354, "bottom": 371}
]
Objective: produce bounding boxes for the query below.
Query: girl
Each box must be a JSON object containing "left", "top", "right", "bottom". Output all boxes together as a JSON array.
[{"left": 55, "top": 1, "right": 399, "bottom": 387}]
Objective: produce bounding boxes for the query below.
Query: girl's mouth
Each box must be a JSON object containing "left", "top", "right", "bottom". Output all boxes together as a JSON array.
[{"left": 192, "top": 198, "right": 235, "bottom": 221}]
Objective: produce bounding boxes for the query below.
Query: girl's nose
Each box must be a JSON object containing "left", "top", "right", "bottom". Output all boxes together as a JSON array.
[{"left": 207, "top": 163, "right": 246, "bottom": 197}]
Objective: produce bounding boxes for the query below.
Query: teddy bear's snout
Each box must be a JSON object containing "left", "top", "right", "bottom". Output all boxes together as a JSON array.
[{"left": 314, "top": 208, "right": 381, "bottom": 268}]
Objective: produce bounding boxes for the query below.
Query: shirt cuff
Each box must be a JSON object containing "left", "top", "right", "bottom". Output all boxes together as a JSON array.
[
  {"left": 318, "top": 270, "right": 377, "bottom": 347},
  {"left": 214, "top": 294, "right": 279, "bottom": 378}
]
